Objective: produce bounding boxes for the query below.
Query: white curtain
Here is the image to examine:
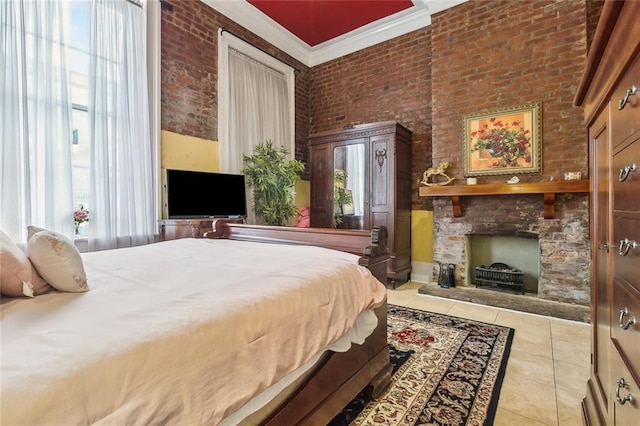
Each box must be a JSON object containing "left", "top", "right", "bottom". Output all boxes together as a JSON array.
[
  {"left": 217, "top": 31, "right": 295, "bottom": 225},
  {"left": 225, "top": 48, "right": 292, "bottom": 174},
  {"left": 0, "top": 0, "right": 74, "bottom": 244},
  {"left": 87, "top": 0, "right": 154, "bottom": 251}
]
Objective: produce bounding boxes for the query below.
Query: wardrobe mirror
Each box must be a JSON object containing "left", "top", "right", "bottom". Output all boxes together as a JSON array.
[{"left": 333, "top": 144, "right": 365, "bottom": 229}]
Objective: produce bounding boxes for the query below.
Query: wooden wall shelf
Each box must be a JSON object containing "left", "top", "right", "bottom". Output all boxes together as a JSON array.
[{"left": 418, "top": 180, "right": 590, "bottom": 219}]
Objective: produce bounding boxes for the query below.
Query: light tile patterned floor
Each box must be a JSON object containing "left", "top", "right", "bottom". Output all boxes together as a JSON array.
[{"left": 387, "top": 282, "right": 590, "bottom": 426}]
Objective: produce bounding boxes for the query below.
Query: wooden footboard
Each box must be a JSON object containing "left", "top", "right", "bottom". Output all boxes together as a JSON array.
[{"left": 205, "top": 221, "right": 392, "bottom": 424}]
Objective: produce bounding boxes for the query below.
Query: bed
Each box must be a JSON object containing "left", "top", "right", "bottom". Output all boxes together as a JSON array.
[{"left": 0, "top": 221, "right": 392, "bottom": 425}]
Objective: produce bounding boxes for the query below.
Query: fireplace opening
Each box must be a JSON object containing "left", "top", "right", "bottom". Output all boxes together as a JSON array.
[
  {"left": 475, "top": 262, "right": 525, "bottom": 294},
  {"left": 465, "top": 235, "right": 539, "bottom": 294}
]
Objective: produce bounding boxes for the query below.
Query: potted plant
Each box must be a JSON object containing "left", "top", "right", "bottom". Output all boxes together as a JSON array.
[{"left": 243, "top": 140, "right": 305, "bottom": 226}]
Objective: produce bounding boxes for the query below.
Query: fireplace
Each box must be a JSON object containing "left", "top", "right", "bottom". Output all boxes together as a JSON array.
[{"left": 429, "top": 193, "right": 590, "bottom": 306}]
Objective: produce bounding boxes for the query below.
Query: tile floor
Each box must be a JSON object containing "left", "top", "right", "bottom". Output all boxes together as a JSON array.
[{"left": 387, "top": 281, "right": 591, "bottom": 426}]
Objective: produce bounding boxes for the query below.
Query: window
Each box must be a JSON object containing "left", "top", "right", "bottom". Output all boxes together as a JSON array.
[{"left": 1, "top": 0, "right": 160, "bottom": 246}]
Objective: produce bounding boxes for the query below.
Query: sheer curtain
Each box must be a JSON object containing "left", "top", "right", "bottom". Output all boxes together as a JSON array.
[
  {"left": 87, "top": 0, "right": 154, "bottom": 250},
  {"left": 225, "top": 48, "right": 291, "bottom": 173},
  {"left": 218, "top": 31, "right": 295, "bottom": 224},
  {"left": 0, "top": 0, "right": 74, "bottom": 244}
]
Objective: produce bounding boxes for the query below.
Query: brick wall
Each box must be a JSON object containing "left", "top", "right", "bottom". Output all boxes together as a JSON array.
[
  {"left": 431, "top": 0, "right": 588, "bottom": 182},
  {"left": 309, "top": 28, "right": 433, "bottom": 210},
  {"left": 427, "top": 0, "right": 590, "bottom": 305},
  {"left": 160, "top": 0, "right": 311, "bottom": 176}
]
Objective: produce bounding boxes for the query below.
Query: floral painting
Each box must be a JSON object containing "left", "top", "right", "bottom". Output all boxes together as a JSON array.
[{"left": 463, "top": 103, "right": 542, "bottom": 176}]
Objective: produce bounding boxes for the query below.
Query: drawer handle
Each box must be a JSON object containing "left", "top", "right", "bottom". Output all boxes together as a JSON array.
[
  {"left": 618, "top": 85, "right": 637, "bottom": 110},
  {"left": 618, "top": 307, "right": 637, "bottom": 330},
  {"left": 619, "top": 163, "right": 637, "bottom": 182},
  {"left": 616, "top": 378, "right": 635, "bottom": 405},
  {"left": 619, "top": 238, "right": 638, "bottom": 256}
]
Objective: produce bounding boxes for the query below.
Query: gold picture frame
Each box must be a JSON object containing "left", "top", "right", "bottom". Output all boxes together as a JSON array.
[{"left": 463, "top": 103, "right": 542, "bottom": 177}]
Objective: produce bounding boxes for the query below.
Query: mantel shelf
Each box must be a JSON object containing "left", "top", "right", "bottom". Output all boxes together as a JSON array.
[{"left": 418, "top": 180, "right": 590, "bottom": 219}]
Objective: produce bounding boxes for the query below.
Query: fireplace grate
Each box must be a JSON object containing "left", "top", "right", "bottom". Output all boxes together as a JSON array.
[{"left": 475, "top": 262, "right": 525, "bottom": 294}]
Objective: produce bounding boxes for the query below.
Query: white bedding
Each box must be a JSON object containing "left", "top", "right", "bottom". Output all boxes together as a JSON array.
[{"left": 0, "top": 238, "right": 386, "bottom": 425}]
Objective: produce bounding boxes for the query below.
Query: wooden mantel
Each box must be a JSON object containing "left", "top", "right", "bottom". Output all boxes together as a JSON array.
[{"left": 418, "top": 180, "right": 590, "bottom": 219}]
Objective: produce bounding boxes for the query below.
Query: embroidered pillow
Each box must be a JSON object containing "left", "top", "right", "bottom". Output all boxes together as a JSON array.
[
  {"left": 27, "top": 226, "right": 89, "bottom": 293},
  {"left": 0, "top": 231, "right": 51, "bottom": 297}
]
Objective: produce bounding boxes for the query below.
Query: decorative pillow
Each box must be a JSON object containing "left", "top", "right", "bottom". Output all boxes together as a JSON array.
[
  {"left": 0, "top": 231, "right": 51, "bottom": 297},
  {"left": 27, "top": 226, "right": 89, "bottom": 293}
]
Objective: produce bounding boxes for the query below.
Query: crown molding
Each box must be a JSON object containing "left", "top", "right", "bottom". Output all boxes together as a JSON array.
[
  {"left": 308, "top": 5, "right": 430, "bottom": 66},
  {"left": 202, "top": 0, "right": 467, "bottom": 68}
]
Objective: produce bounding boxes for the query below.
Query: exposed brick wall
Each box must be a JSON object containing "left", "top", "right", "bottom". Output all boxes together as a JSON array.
[
  {"left": 309, "top": 28, "right": 433, "bottom": 211},
  {"left": 427, "top": 0, "right": 591, "bottom": 305},
  {"left": 431, "top": 0, "right": 589, "bottom": 183},
  {"left": 160, "top": 0, "right": 311, "bottom": 176}
]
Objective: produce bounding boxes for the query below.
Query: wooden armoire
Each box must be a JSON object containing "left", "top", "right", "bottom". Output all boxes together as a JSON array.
[
  {"left": 574, "top": 1, "right": 640, "bottom": 424},
  {"left": 308, "top": 121, "right": 412, "bottom": 286}
]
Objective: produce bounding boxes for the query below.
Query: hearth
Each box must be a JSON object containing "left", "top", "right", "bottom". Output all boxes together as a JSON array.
[{"left": 475, "top": 262, "right": 525, "bottom": 295}]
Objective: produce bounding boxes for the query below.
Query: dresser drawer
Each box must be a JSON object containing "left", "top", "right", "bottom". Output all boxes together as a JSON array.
[
  {"left": 613, "top": 138, "right": 640, "bottom": 212},
  {"left": 611, "top": 279, "right": 640, "bottom": 386},
  {"left": 614, "top": 217, "right": 640, "bottom": 290},
  {"left": 611, "top": 349, "right": 640, "bottom": 426},
  {"left": 611, "top": 54, "right": 640, "bottom": 148}
]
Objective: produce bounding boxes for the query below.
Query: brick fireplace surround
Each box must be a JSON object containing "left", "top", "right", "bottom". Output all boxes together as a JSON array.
[{"left": 425, "top": 192, "right": 590, "bottom": 307}]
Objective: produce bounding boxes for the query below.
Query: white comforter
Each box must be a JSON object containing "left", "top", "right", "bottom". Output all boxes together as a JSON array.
[{"left": 0, "top": 238, "right": 386, "bottom": 425}]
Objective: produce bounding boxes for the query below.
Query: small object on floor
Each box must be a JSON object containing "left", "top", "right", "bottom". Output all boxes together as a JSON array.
[{"left": 437, "top": 262, "right": 455, "bottom": 288}]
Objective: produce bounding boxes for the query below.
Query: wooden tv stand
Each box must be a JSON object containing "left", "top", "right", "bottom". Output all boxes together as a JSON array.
[{"left": 158, "top": 218, "right": 245, "bottom": 241}]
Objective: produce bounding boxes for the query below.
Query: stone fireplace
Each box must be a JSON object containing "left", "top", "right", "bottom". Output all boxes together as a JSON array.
[{"left": 429, "top": 192, "right": 590, "bottom": 306}]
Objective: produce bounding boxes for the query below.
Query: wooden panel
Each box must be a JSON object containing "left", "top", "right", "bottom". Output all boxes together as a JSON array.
[
  {"left": 370, "top": 136, "right": 390, "bottom": 208},
  {"left": 610, "top": 55, "right": 640, "bottom": 148},
  {"left": 611, "top": 353, "right": 640, "bottom": 425},
  {"left": 612, "top": 138, "right": 640, "bottom": 213},
  {"left": 418, "top": 180, "right": 590, "bottom": 196},
  {"left": 158, "top": 219, "right": 214, "bottom": 240},
  {"left": 591, "top": 111, "right": 612, "bottom": 416},
  {"left": 613, "top": 217, "right": 640, "bottom": 292},
  {"left": 310, "top": 144, "right": 332, "bottom": 228},
  {"left": 611, "top": 279, "right": 640, "bottom": 386}
]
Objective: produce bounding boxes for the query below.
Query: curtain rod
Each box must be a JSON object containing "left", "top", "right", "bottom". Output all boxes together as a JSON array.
[
  {"left": 220, "top": 27, "right": 300, "bottom": 73},
  {"left": 126, "top": 0, "right": 143, "bottom": 8}
]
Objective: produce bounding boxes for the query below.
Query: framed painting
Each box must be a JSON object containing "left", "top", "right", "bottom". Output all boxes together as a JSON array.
[{"left": 463, "top": 103, "right": 542, "bottom": 177}]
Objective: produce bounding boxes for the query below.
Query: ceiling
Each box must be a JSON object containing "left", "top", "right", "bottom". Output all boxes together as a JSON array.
[
  {"left": 204, "top": 0, "right": 467, "bottom": 67},
  {"left": 246, "top": 0, "right": 414, "bottom": 47}
]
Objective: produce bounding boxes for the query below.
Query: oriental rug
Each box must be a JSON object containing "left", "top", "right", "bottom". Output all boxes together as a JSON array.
[{"left": 330, "top": 305, "right": 514, "bottom": 426}]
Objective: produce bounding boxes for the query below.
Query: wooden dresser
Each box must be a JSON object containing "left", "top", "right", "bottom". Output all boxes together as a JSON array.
[
  {"left": 308, "top": 121, "right": 412, "bottom": 286},
  {"left": 574, "top": 1, "right": 640, "bottom": 424}
]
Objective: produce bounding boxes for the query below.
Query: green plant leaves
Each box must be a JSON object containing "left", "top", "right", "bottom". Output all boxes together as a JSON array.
[{"left": 243, "top": 140, "right": 305, "bottom": 226}]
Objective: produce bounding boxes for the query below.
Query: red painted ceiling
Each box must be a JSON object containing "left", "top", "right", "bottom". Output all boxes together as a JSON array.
[{"left": 247, "top": 0, "right": 415, "bottom": 46}]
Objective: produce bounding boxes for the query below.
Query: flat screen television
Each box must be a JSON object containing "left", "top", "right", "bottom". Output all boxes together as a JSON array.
[{"left": 166, "top": 169, "right": 247, "bottom": 219}]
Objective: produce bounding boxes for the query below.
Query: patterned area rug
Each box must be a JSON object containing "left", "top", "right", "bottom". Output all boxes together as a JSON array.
[{"left": 330, "top": 305, "right": 515, "bottom": 425}]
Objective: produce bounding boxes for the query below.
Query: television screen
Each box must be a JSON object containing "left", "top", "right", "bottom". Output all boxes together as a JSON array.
[{"left": 166, "top": 169, "right": 247, "bottom": 218}]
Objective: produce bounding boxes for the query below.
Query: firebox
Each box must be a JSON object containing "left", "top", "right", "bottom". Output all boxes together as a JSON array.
[{"left": 475, "top": 262, "right": 525, "bottom": 295}]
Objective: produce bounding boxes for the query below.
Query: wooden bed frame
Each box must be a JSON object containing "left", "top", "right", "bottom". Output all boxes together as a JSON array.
[{"left": 206, "top": 220, "right": 393, "bottom": 425}]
